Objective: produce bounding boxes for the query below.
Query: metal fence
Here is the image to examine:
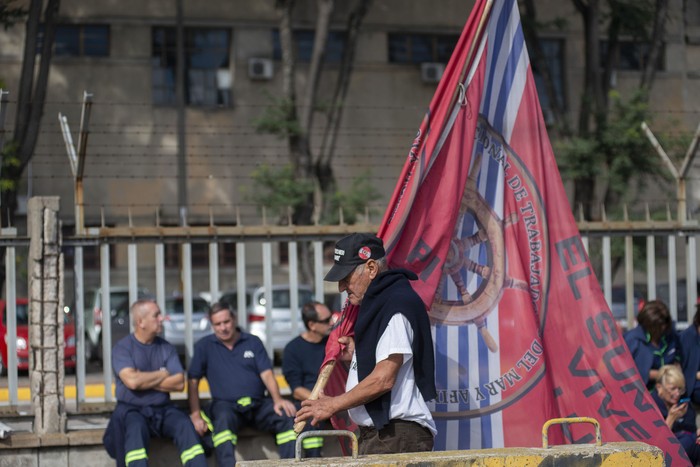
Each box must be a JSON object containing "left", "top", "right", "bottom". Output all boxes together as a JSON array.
[{"left": 1, "top": 217, "right": 699, "bottom": 411}]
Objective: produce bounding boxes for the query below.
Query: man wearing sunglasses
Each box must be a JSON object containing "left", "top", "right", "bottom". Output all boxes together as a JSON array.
[{"left": 282, "top": 301, "right": 333, "bottom": 457}]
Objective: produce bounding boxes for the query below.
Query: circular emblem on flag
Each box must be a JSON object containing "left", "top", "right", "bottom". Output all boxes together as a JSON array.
[
  {"left": 430, "top": 117, "right": 549, "bottom": 420},
  {"left": 358, "top": 246, "right": 371, "bottom": 260}
]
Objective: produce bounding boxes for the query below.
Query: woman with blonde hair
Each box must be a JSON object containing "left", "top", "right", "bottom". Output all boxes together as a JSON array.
[{"left": 653, "top": 365, "right": 700, "bottom": 464}]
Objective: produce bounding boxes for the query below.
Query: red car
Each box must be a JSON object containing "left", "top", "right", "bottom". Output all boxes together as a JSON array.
[{"left": 0, "top": 298, "right": 76, "bottom": 374}]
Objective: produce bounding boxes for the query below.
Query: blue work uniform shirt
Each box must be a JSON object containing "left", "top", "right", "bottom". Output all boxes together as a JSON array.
[
  {"left": 112, "top": 334, "right": 183, "bottom": 406},
  {"left": 282, "top": 335, "right": 327, "bottom": 393},
  {"left": 188, "top": 330, "right": 272, "bottom": 402}
]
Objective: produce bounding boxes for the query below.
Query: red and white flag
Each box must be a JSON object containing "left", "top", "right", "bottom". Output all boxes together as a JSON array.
[{"left": 325, "top": 0, "right": 689, "bottom": 464}]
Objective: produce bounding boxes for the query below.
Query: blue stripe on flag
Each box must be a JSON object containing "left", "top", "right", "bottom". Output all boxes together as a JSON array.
[{"left": 482, "top": 0, "right": 510, "bottom": 117}]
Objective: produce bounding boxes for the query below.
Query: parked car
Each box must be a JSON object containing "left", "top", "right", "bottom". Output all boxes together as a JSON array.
[
  {"left": 610, "top": 285, "right": 646, "bottom": 330},
  {"left": 161, "top": 295, "right": 213, "bottom": 357},
  {"left": 219, "top": 285, "right": 314, "bottom": 357},
  {"left": 83, "top": 286, "right": 151, "bottom": 361},
  {"left": 0, "top": 298, "right": 76, "bottom": 375}
]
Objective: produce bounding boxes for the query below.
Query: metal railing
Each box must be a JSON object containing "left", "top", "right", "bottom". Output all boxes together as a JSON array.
[{"left": 0, "top": 217, "right": 698, "bottom": 411}]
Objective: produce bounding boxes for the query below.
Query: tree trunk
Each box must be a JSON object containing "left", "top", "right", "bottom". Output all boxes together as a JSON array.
[
  {"left": 17, "top": 0, "right": 60, "bottom": 173},
  {"left": 317, "top": 0, "right": 373, "bottom": 221},
  {"left": 640, "top": 0, "right": 669, "bottom": 91},
  {"left": 520, "top": 0, "right": 570, "bottom": 137}
]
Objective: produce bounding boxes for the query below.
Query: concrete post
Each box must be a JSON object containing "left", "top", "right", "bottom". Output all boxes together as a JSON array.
[{"left": 27, "top": 196, "right": 66, "bottom": 434}]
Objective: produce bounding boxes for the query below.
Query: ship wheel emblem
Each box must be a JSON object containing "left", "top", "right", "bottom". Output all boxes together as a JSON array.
[{"left": 430, "top": 151, "right": 528, "bottom": 352}]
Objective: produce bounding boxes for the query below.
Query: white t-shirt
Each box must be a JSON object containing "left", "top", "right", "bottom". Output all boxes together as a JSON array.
[{"left": 346, "top": 313, "right": 436, "bottom": 436}]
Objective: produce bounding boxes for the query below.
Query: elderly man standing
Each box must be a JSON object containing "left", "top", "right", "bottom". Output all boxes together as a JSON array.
[
  {"left": 103, "top": 299, "right": 207, "bottom": 467},
  {"left": 295, "top": 233, "right": 437, "bottom": 455}
]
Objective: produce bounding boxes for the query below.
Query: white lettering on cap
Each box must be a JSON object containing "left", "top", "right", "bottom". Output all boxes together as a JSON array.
[{"left": 335, "top": 248, "right": 345, "bottom": 255}]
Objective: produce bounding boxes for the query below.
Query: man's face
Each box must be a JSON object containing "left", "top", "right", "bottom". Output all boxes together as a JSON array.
[
  {"left": 339, "top": 262, "right": 373, "bottom": 305},
  {"left": 210, "top": 308, "right": 236, "bottom": 343},
  {"left": 138, "top": 302, "right": 164, "bottom": 336},
  {"left": 309, "top": 303, "right": 333, "bottom": 337}
]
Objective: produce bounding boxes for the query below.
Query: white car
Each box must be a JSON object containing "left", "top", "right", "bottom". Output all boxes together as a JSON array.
[
  {"left": 220, "top": 285, "right": 313, "bottom": 358},
  {"left": 161, "top": 296, "right": 213, "bottom": 357}
]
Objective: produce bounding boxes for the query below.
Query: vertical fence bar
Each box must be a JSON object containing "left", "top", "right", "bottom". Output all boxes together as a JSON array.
[
  {"left": 262, "top": 242, "right": 273, "bottom": 359},
  {"left": 209, "top": 242, "right": 220, "bottom": 303},
  {"left": 646, "top": 234, "right": 656, "bottom": 300},
  {"left": 313, "top": 240, "right": 324, "bottom": 303},
  {"left": 100, "top": 243, "right": 114, "bottom": 402},
  {"left": 624, "top": 234, "right": 634, "bottom": 328},
  {"left": 687, "top": 236, "right": 697, "bottom": 323},
  {"left": 128, "top": 243, "right": 138, "bottom": 332},
  {"left": 288, "top": 241, "right": 299, "bottom": 337},
  {"left": 74, "top": 246, "right": 86, "bottom": 405},
  {"left": 602, "top": 236, "right": 612, "bottom": 310},
  {"left": 236, "top": 242, "right": 247, "bottom": 329},
  {"left": 668, "top": 236, "right": 678, "bottom": 322},
  {"left": 182, "top": 243, "right": 193, "bottom": 364},
  {"left": 155, "top": 243, "right": 166, "bottom": 313},
  {"left": 581, "top": 235, "right": 589, "bottom": 254},
  {"left": 4, "top": 228, "right": 17, "bottom": 405}
]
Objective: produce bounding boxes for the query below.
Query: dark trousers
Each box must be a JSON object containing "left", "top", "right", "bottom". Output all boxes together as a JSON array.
[
  {"left": 677, "top": 431, "right": 700, "bottom": 465},
  {"left": 358, "top": 419, "right": 433, "bottom": 455},
  {"left": 204, "top": 398, "right": 296, "bottom": 466},
  {"left": 123, "top": 405, "right": 207, "bottom": 467}
]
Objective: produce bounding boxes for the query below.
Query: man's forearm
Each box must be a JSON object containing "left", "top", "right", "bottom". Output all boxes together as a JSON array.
[
  {"left": 293, "top": 387, "right": 312, "bottom": 401},
  {"left": 261, "top": 370, "right": 284, "bottom": 402},
  {"left": 120, "top": 368, "right": 169, "bottom": 391},
  {"left": 333, "top": 356, "right": 401, "bottom": 412},
  {"left": 188, "top": 379, "right": 201, "bottom": 414},
  {"left": 156, "top": 373, "right": 185, "bottom": 392}
]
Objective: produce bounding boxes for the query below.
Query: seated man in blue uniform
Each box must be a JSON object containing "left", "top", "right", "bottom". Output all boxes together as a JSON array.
[
  {"left": 188, "top": 301, "right": 297, "bottom": 466},
  {"left": 282, "top": 300, "right": 333, "bottom": 457},
  {"left": 103, "top": 299, "right": 207, "bottom": 467}
]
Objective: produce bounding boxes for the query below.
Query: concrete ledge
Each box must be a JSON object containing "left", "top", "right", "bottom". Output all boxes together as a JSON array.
[
  {"left": 0, "top": 426, "right": 342, "bottom": 467},
  {"left": 239, "top": 441, "right": 664, "bottom": 466}
]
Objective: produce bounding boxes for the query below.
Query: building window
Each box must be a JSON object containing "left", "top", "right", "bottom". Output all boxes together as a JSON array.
[
  {"left": 599, "top": 40, "right": 664, "bottom": 71},
  {"left": 152, "top": 27, "right": 232, "bottom": 107},
  {"left": 272, "top": 30, "right": 347, "bottom": 63},
  {"left": 164, "top": 242, "right": 237, "bottom": 268},
  {"left": 38, "top": 24, "right": 110, "bottom": 57},
  {"left": 388, "top": 33, "right": 459, "bottom": 64},
  {"left": 528, "top": 38, "right": 566, "bottom": 123}
]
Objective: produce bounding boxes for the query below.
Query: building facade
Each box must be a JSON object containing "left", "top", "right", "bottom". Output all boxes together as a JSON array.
[{"left": 0, "top": 0, "right": 698, "bottom": 293}]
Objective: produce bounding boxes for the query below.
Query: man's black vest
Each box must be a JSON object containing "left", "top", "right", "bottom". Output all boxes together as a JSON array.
[{"left": 354, "top": 269, "right": 436, "bottom": 430}]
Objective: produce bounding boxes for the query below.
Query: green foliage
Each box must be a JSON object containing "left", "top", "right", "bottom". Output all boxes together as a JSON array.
[
  {"left": 244, "top": 164, "right": 314, "bottom": 219},
  {"left": 0, "top": 141, "right": 20, "bottom": 192},
  {"left": 244, "top": 165, "right": 379, "bottom": 225},
  {"left": 252, "top": 93, "right": 301, "bottom": 138},
  {"left": 601, "top": 90, "right": 659, "bottom": 195},
  {"left": 0, "top": 1, "right": 27, "bottom": 29},
  {"left": 326, "top": 172, "right": 380, "bottom": 225},
  {"left": 555, "top": 136, "right": 601, "bottom": 180},
  {"left": 606, "top": 0, "right": 656, "bottom": 40},
  {"left": 555, "top": 90, "right": 660, "bottom": 198}
]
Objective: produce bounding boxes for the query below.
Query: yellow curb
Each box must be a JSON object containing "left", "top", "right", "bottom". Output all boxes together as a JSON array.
[{"left": 0, "top": 375, "right": 289, "bottom": 402}]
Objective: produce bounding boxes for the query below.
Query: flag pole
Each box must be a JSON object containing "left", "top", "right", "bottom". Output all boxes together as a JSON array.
[
  {"left": 293, "top": 361, "right": 336, "bottom": 433},
  {"left": 294, "top": 0, "right": 495, "bottom": 436}
]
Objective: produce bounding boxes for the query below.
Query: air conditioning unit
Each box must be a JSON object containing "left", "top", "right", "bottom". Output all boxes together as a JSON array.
[
  {"left": 248, "top": 58, "right": 274, "bottom": 80},
  {"left": 421, "top": 62, "right": 445, "bottom": 84}
]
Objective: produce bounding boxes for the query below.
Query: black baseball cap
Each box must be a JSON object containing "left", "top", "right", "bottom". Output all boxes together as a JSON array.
[{"left": 324, "top": 233, "right": 386, "bottom": 282}]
